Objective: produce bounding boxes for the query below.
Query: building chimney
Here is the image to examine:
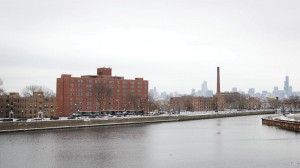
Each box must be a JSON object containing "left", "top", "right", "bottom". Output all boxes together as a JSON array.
[{"left": 217, "top": 67, "right": 220, "bottom": 94}]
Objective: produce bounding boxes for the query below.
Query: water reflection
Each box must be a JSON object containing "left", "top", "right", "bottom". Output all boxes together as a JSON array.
[{"left": 1, "top": 115, "right": 300, "bottom": 168}]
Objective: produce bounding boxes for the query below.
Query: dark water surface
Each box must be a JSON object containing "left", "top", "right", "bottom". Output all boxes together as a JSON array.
[{"left": 1, "top": 115, "right": 300, "bottom": 168}]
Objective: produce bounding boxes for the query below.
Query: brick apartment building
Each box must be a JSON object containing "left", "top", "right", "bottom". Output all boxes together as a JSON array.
[
  {"left": 56, "top": 67, "right": 148, "bottom": 117},
  {"left": 0, "top": 92, "right": 56, "bottom": 118}
]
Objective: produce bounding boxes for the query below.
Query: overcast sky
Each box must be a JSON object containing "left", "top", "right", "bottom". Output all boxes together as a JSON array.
[{"left": 0, "top": 0, "right": 299, "bottom": 95}]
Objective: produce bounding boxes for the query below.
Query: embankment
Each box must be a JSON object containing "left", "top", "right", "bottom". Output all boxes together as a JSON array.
[{"left": 0, "top": 110, "right": 275, "bottom": 133}]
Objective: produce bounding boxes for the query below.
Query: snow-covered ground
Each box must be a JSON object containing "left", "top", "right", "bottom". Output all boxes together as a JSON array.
[
  {"left": 0, "top": 109, "right": 273, "bottom": 123},
  {"left": 271, "top": 113, "right": 300, "bottom": 122}
]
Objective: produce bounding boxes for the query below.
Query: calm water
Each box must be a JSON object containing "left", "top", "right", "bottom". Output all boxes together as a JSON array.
[{"left": 1, "top": 115, "right": 300, "bottom": 168}]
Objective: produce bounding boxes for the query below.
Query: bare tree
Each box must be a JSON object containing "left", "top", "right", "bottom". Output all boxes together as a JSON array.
[
  {"left": 183, "top": 96, "right": 193, "bottom": 111},
  {"left": 93, "top": 82, "right": 112, "bottom": 114},
  {"left": 128, "top": 94, "right": 145, "bottom": 114},
  {"left": 127, "top": 94, "right": 142, "bottom": 113},
  {"left": 238, "top": 94, "right": 248, "bottom": 110},
  {"left": 0, "top": 88, "right": 6, "bottom": 96},
  {"left": 284, "top": 96, "right": 300, "bottom": 110},
  {"left": 22, "top": 85, "right": 55, "bottom": 97},
  {"left": 148, "top": 94, "right": 158, "bottom": 112},
  {"left": 0, "top": 78, "right": 5, "bottom": 95}
]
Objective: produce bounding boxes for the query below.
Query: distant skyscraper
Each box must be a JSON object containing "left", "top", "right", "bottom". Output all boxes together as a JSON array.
[
  {"left": 289, "top": 86, "right": 293, "bottom": 95},
  {"left": 232, "top": 87, "right": 237, "bottom": 92},
  {"left": 284, "top": 76, "right": 289, "bottom": 95},
  {"left": 201, "top": 81, "right": 208, "bottom": 96},
  {"left": 191, "top": 89, "right": 196, "bottom": 96},
  {"left": 284, "top": 76, "right": 293, "bottom": 97},
  {"left": 273, "top": 86, "right": 279, "bottom": 93},
  {"left": 248, "top": 88, "right": 255, "bottom": 97}
]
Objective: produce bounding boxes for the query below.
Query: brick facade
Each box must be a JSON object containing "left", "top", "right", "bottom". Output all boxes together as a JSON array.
[
  {"left": 56, "top": 68, "right": 148, "bottom": 117},
  {"left": 170, "top": 95, "right": 225, "bottom": 112},
  {"left": 0, "top": 92, "right": 56, "bottom": 118}
]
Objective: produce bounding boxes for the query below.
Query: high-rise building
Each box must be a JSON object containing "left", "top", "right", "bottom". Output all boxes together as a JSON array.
[
  {"left": 232, "top": 87, "right": 238, "bottom": 92},
  {"left": 284, "top": 76, "right": 289, "bottom": 95},
  {"left": 201, "top": 81, "right": 208, "bottom": 96},
  {"left": 248, "top": 88, "right": 255, "bottom": 97},
  {"left": 273, "top": 87, "right": 279, "bottom": 94},
  {"left": 191, "top": 89, "right": 196, "bottom": 96},
  {"left": 283, "top": 76, "right": 293, "bottom": 97},
  {"left": 56, "top": 67, "right": 148, "bottom": 117}
]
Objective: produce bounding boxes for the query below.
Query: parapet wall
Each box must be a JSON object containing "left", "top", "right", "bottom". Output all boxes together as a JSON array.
[{"left": 0, "top": 110, "right": 275, "bottom": 133}]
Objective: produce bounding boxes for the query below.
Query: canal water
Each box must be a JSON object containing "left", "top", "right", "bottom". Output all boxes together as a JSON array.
[{"left": 1, "top": 115, "right": 300, "bottom": 168}]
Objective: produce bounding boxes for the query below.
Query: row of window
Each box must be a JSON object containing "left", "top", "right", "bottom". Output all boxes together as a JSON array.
[
  {"left": 0, "top": 99, "right": 55, "bottom": 103},
  {"left": 70, "top": 105, "right": 142, "bottom": 111},
  {"left": 70, "top": 79, "right": 145, "bottom": 85},
  {"left": 71, "top": 84, "right": 146, "bottom": 88}
]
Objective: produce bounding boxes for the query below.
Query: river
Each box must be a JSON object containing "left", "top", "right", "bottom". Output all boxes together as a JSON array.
[{"left": 1, "top": 115, "right": 300, "bottom": 168}]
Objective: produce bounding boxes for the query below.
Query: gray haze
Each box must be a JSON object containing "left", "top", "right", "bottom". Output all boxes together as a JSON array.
[{"left": 0, "top": 0, "right": 300, "bottom": 94}]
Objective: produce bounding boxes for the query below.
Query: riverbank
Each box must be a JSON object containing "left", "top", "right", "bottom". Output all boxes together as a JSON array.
[{"left": 0, "top": 110, "right": 275, "bottom": 133}]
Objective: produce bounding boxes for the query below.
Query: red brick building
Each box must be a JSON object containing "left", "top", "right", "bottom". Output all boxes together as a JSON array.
[
  {"left": 56, "top": 67, "right": 148, "bottom": 117},
  {"left": 170, "top": 95, "right": 225, "bottom": 112}
]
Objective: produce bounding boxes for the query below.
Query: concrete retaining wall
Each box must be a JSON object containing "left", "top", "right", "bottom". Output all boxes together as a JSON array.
[{"left": 0, "top": 110, "right": 275, "bottom": 133}]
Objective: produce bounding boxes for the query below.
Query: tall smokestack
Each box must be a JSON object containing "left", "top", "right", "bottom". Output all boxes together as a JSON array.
[{"left": 217, "top": 67, "right": 220, "bottom": 94}]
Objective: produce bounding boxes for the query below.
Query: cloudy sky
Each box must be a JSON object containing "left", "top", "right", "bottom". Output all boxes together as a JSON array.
[{"left": 0, "top": 0, "right": 299, "bottom": 94}]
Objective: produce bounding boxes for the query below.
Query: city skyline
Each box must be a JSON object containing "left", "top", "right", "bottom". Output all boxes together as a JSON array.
[
  {"left": 1, "top": 0, "right": 300, "bottom": 94},
  {"left": 149, "top": 74, "right": 297, "bottom": 100}
]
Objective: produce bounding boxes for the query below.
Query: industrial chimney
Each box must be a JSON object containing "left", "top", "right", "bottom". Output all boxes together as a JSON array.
[{"left": 217, "top": 67, "right": 220, "bottom": 94}]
